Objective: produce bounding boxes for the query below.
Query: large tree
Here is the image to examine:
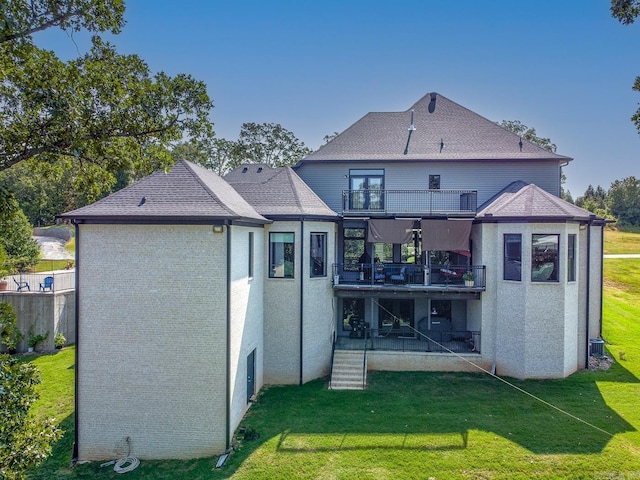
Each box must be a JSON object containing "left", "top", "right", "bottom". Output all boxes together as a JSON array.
[
  {"left": 611, "top": 1, "right": 640, "bottom": 136},
  {"left": 1, "top": 0, "right": 214, "bottom": 195},
  {"left": 235, "top": 122, "right": 313, "bottom": 168},
  {"left": 607, "top": 176, "right": 640, "bottom": 226}
]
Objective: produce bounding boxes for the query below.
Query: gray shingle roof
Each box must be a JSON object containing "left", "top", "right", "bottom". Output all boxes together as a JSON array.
[
  {"left": 224, "top": 164, "right": 338, "bottom": 219},
  {"left": 301, "top": 92, "right": 572, "bottom": 163},
  {"left": 59, "top": 160, "right": 269, "bottom": 224},
  {"left": 477, "top": 182, "right": 601, "bottom": 221}
]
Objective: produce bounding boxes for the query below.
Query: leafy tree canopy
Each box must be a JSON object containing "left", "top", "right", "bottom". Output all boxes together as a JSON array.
[
  {"left": 611, "top": 0, "right": 640, "bottom": 24},
  {"left": 0, "top": 0, "right": 214, "bottom": 198},
  {"left": 607, "top": 176, "right": 640, "bottom": 226},
  {"left": 498, "top": 120, "right": 557, "bottom": 153},
  {"left": 0, "top": 196, "right": 40, "bottom": 272}
]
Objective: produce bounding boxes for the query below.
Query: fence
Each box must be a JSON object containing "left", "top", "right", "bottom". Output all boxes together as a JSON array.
[{"left": 1, "top": 270, "right": 75, "bottom": 293}]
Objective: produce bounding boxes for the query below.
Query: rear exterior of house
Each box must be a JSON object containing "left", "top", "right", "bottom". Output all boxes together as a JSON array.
[
  {"left": 61, "top": 92, "right": 605, "bottom": 461},
  {"left": 294, "top": 92, "right": 605, "bottom": 379}
]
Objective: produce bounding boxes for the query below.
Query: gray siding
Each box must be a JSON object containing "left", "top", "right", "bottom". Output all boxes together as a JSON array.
[{"left": 295, "top": 160, "right": 561, "bottom": 214}]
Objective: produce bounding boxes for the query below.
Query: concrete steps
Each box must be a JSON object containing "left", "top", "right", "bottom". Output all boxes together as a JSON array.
[{"left": 330, "top": 350, "right": 367, "bottom": 390}]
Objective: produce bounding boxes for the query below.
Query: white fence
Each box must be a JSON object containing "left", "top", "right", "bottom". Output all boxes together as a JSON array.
[{"left": 1, "top": 270, "right": 75, "bottom": 293}]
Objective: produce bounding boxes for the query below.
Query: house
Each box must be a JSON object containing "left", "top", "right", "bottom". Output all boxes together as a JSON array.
[
  {"left": 293, "top": 92, "right": 605, "bottom": 379},
  {"left": 60, "top": 92, "right": 605, "bottom": 461}
]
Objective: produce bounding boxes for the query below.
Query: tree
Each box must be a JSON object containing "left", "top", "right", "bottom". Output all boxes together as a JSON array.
[
  {"left": 498, "top": 120, "right": 557, "bottom": 153},
  {"left": 611, "top": 0, "right": 640, "bottom": 25},
  {"left": 323, "top": 132, "right": 340, "bottom": 144},
  {"left": 575, "top": 184, "right": 608, "bottom": 217},
  {"left": 607, "top": 176, "right": 640, "bottom": 226},
  {"left": 1, "top": 0, "right": 214, "bottom": 198},
  {"left": 499, "top": 120, "right": 572, "bottom": 200},
  {"left": 0, "top": 354, "right": 62, "bottom": 480},
  {"left": 235, "top": 122, "right": 313, "bottom": 168},
  {"left": 172, "top": 135, "right": 240, "bottom": 176},
  {"left": 0, "top": 196, "right": 40, "bottom": 272}
]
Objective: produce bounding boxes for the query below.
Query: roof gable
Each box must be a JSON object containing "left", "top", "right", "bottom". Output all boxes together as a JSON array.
[
  {"left": 225, "top": 164, "right": 338, "bottom": 219},
  {"left": 302, "top": 92, "right": 572, "bottom": 163},
  {"left": 60, "top": 160, "right": 268, "bottom": 224},
  {"left": 477, "top": 182, "right": 601, "bottom": 221}
]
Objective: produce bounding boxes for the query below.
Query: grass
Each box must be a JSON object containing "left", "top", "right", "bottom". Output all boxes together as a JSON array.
[
  {"left": 603, "top": 226, "right": 640, "bottom": 254},
  {"left": 23, "top": 231, "right": 640, "bottom": 479}
]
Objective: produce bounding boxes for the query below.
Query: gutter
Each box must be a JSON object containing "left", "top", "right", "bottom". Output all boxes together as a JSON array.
[
  {"left": 225, "top": 225, "right": 231, "bottom": 449},
  {"left": 585, "top": 221, "right": 591, "bottom": 368},
  {"left": 72, "top": 221, "right": 80, "bottom": 462},
  {"left": 299, "top": 220, "right": 304, "bottom": 386}
]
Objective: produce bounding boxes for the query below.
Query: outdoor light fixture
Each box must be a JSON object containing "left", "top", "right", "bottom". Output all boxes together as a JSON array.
[{"left": 212, "top": 225, "right": 224, "bottom": 234}]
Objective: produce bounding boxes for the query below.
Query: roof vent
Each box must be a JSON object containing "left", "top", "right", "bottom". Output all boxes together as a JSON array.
[
  {"left": 440, "top": 138, "right": 444, "bottom": 153},
  {"left": 428, "top": 93, "right": 437, "bottom": 113},
  {"left": 519, "top": 138, "right": 523, "bottom": 152},
  {"left": 408, "top": 110, "right": 416, "bottom": 131},
  {"left": 242, "top": 167, "right": 248, "bottom": 173},
  {"left": 257, "top": 167, "right": 263, "bottom": 173}
]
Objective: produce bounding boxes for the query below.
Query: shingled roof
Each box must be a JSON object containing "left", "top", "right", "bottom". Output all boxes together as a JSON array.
[
  {"left": 59, "top": 160, "right": 269, "bottom": 224},
  {"left": 224, "top": 164, "right": 338, "bottom": 220},
  {"left": 300, "top": 92, "right": 572, "bottom": 163},
  {"left": 477, "top": 181, "right": 602, "bottom": 221}
]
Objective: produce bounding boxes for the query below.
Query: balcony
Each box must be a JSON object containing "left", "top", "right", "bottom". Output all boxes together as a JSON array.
[
  {"left": 332, "top": 263, "right": 485, "bottom": 295},
  {"left": 342, "top": 189, "right": 477, "bottom": 216}
]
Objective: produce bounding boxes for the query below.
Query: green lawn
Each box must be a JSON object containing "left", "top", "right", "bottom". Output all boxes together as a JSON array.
[{"left": 25, "top": 236, "right": 640, "bottom": 479}]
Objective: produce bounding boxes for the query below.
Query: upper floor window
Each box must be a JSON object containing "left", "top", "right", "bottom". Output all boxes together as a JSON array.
[
  {"left": 429, "top": 174, "right": 441, "bottom": 190},
  {"left": 310, "top": 233, "right": 327, "bottom": 277},
  {"left": 567, "top": 234, "right": 576, "bottom": 282},
  {"left": 504, "top": 234, "right": 521, "bottom": 281},
  {"left": 269, "top": 232, "right": 294, "bottom": 278},
  {"left": 343, "top": 227, "right": 365, "bottom": 265},
  {"left": 349, "top": 169, "right": 384, "bottom": 210},
  {"left": 531, "top": 234, "right": 559, "bottom": 282}
]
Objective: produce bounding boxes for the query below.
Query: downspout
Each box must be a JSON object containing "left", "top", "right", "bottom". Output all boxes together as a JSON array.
[
  {"left": 72, "top": 221, "right": 80, "bottom": 462},
  {"left": 225, "top": 224, "right": 231, "bottom": 450},
  {"left": 299, "top": 220, "right": 304, "bottom": 386},
  {"left": 585, "top": 221, "right": 591, "bottom": 368},
  {"left": 599, "top": 222, "right": 605, "bottom": 337}
]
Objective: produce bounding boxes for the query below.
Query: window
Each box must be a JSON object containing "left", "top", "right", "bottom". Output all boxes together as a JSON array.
[
  {"left": 531, "top": 234, "right": 559, "bottom": 282},
  {"left": 378, "top": 299, "right": 414, "bottom": 332},
  {"left": 349, "top": 169, "right": 384, "bottom": 210},
  {"left": 269, "top": 232, "right": 294, "bottom": 278},
  {"left": 567, "top": 234, "right": 576, "bottom": 282},
  {"left": 310, "top": 233, "right": 327, "bottom": 277},
  {"left": 342, "top": 298, "right": 365, "bottom": 331},
  {"left": 429, "top": 174, "right": 441, "bottom": 190},
  {"left": 504, "top": 234, "right": 522, "bottom": 281},
  {"left": 372, "top": 242, "right": 393, "bottom": 263},
  {"left": 343, "top": 228, "right": 365, "bottom": 265},
  {"left": 248, "top": 232, "right": 254, "bottom": 279}
]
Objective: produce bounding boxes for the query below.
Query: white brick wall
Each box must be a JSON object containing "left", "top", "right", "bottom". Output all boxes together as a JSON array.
[{"left": 77, "top": 224, "right": 228, "bottom": 460}]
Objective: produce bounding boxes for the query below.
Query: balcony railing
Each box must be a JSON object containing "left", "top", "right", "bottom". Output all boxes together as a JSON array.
[
  {"left": 342, "top": 189, "right": 477, "bottom": 216},
  {"left": 336, "top": 328, "right": 481, "bottom": 354},
  {"left": 0, "top": 271, "right": 75, "bottom": 293},
  {"left": 332, "top": 263, "right": 485, "bottom": 289}
]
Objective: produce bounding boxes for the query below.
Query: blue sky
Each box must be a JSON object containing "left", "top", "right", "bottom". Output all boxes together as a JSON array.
[{"left": 37, "top": 0, "right": 640, "bottom": 198}]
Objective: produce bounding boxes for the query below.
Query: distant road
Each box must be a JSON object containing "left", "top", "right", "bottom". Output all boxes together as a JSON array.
[{"left": 603, "top": 254, "right": 640, "bottom": 258}]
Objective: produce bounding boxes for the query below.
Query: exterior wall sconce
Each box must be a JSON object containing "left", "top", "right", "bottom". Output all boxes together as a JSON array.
[{"left": 212, "top": 225, "right": 224, "bottom": 234}]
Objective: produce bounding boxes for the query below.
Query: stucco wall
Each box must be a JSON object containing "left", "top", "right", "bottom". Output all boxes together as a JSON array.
[
  {"left": 228, "top": 225, "right": 264, "bottom": 433},
  {"left": 301, "top": 221, "right": 336, "bottom": 383},
  {"left": 77, "top": 224, "right": 228, "bottom": 460},
  {"left": 263, "top": 220, "right": 337, "bottom": 385},
  {"left": 481, "top": 221, "right": 592, "bottom": 379}
]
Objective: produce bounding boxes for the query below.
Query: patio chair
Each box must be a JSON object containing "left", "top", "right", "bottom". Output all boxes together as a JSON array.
[
  {"left": 13, "top": 278, "right": 30, "bottom": 292},
  {"left": 39, "top": 276, "right": 54, "bottom": 292},
  {"left": 389, "top": 266, "right": 406, "bottom": 284}
]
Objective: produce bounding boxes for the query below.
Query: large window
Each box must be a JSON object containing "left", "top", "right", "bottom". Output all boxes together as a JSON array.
[
  {"left": 343, "top": 227, "right": 365, "bottom": 266},
  {"left": 531, "top": 234, "right": 559, "bottom": 282},
  {"left": 429, "top": 174, "right": 441, "bottom": 190},
  {"left": 349, "top": 169, "right": 384, "bottom": 210},
  {"left": 310, "top": 233, "right": 327, "bottom": 277},
  {"left": 378, "top": 299, "right": 414, "bottom": 332},
  {"left": 504, "top": 234, "right": 522, "bottom": 281},
  {"left": 567, "top": 234, "right": 576, "bottom": 282},
  {"left": 269, "top": 232, "right": 294, "bottom": 278}
]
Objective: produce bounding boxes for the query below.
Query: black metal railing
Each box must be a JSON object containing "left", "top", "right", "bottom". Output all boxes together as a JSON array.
[
  {"left": 342, "top": 189, "right": 477, "bottom": 216},
  {"left": 333, "top": 263, "right": 485, "bottom": 289},
  {"left": 335, "top": 328, "right": 481, "bottom": 354}
]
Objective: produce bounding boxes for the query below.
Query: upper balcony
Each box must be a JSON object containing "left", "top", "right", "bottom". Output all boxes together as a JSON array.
[{"left": 342, "top": 189, "right": 477, "bottom": 217}]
